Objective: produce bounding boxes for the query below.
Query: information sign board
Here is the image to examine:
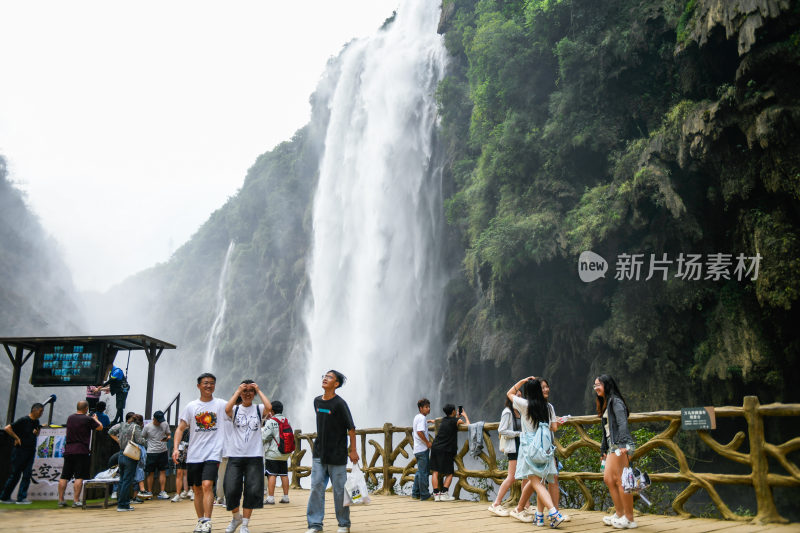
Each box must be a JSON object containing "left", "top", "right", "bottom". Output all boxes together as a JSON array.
[
  {"left": 30, "top": 342, "right": 107, "bottom": 386},
  {"left": 681, "top": 406, "right": 716, "bottom": 430}
]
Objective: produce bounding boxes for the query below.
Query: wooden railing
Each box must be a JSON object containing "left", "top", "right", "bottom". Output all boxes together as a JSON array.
[{"left": 287, "top": 396, "right": 800, "bottom": 524}]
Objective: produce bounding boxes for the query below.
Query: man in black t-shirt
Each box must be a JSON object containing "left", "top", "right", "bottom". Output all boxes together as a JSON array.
[
  {"left": 1, "top": 403, "right": 44, "bottom": 504},
  {"left": 305, "top": 370, "right": 359, "bottom": 533}
]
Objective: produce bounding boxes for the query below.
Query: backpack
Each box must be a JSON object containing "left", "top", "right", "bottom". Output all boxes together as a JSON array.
[
  {"left": 529, "top": 421, "right": 555, "bottom": 466},
  {"left": 271, "top": 415, "right": 295, "bottom": 454}
]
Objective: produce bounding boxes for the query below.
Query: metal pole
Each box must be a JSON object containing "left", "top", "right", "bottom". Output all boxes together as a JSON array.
[{"left": 144, "top": 346, "right": 163, "bottom": 419}]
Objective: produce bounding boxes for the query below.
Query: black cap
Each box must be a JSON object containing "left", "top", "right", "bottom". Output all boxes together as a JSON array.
[{"left": 153, "top": 411, "right": 165, "bottom": 422}]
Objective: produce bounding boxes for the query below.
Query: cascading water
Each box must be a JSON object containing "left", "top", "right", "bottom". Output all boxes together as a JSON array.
[
  {"left": 303, "top": 0, "right": 449, "bottom": 427},
  {"left": 204, "top": 241, "right": 235, "bottom": 370}
]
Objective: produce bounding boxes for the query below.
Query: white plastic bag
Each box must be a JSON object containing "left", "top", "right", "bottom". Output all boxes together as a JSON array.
[{"left": 343, "top": 462, "right": 370, "bottom": 506}]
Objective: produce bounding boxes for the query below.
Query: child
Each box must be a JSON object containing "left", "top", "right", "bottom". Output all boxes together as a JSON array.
[
  {"left": 262, "top": 401, "right": 291, "bottom": 504},
  {"left": 429, "top": 404, "right": 469, "bottom": 501}
]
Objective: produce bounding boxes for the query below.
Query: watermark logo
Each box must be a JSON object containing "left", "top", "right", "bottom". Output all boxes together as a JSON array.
[
  {"left": 578, "top": 251, "right": 762, "bottom": 282},
  {"left": 578, "top": 251, "right": 608, "bottom": 282}
]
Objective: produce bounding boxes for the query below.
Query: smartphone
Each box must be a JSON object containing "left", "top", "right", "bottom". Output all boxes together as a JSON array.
[{"left": 458, "top": 405, "right": 463, "bottom": 416}]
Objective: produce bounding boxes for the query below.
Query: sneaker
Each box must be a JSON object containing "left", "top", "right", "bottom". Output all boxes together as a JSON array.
[
  {"left": 139, "top": 490, "right": 153, "bottom": 499},
  {"left": 214, "top": 496, "right": 226, "bottom": 506},
  {"left": 239, "top": 526, "right": 249, "bottom": 533},
  {"left": 613, "top": 516, "right": 637, "bottom": 529},
  {"left": 0, "top": 500, "right": 14, "bottom": 504},
  {"left": 304, "top": 530, "right": 321, "bottom": 533},
  {"left": 225, "top": 515, "right": 243, "bottom": 533},
  {"left": 58, "top": 501, "right": 68, "bottom": 507},
  {"left": 116, "top": 505, "right": 135, "bottom": 512},
  {"left": 187, "top": 489, "right": 195, "bottom": 500},
  {"left": 279, "top": 495, "right": 290, "bottom": 503},
  {"left": 549, "top": 510, "right": 565, "bottom": 528},
  {"left": 171, "top": 493, "right": 182, "bottom": 502},
  {"left": 488, "top": 503, "right": 509, "bottom": 516},
  {"left": 604, "top": 514, "right": 620, "bottom": 526},
  {"left": 193, "top": 520, "right": 205, "bottom": 533},
  {"left": 438, "top": 493, "right": 455, "bottom": 501},
  {"left": 510, "top": 508, "right": 534, "bottom": 523},
  {"left": 15, "top": 500, "right": 32, "bottom": 505},
  {"left": 131, "top": 497, "right": 144, "bottom": 504},
  {"left": 157, "top": 491, "right": 169, "bottom": 500},
  {"left": 337, "top": 528, "right": 350, "bottom": 533},
  {"left": 200, "top": 520, "right": 212, "bottom": 533},
  {"left": 264, "top": 495, "right": 275, "bottom": 505},
  {"left": 433, "top": 493, "right": 440, "bottom": 501},
  {"left": 72, "top": 501, "right": 82, "bottom": 508},
  {"left": 560, "top": 513, "right": 571, "bottom": 522},
  {"left": 180, "top": 490, "right": 189, "bottom": 498},
  {"left": 111, "top": 491, "right": 117, "bottom": 500},
  {"left": 533, "top": 511, "right": 545, "bottom": 527}
]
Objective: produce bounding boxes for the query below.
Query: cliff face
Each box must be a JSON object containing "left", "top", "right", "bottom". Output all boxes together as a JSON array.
[
  {"left": 0, "top": 156, "right": 85, "bottom": 421},
  {"left": 436, "top": 0, "right": 800, "bottom": 417}
]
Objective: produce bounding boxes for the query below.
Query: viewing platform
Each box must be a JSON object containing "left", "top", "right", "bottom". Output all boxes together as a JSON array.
[{"left": 2, "top": 490, "right": 799, "bottom": 533}]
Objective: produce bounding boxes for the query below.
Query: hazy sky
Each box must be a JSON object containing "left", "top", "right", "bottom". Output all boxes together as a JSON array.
[{"left": 0, "top": 0, "right": 399, "bottom": 292}]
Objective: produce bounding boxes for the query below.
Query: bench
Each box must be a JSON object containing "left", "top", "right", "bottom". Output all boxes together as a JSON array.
[{"left": 81, "top": 478, "right": 118, "bottom": 509}]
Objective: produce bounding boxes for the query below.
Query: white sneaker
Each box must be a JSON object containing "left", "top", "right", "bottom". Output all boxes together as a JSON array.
[
  {"left": 200, "top": 521, "right": 212, "bottom": 533},
  {"left": 180, "top": 490, "right": 189, "bottom": 498},
  {"left": 604, "top": 514, "right": 620, "bottom": 526},
  {"left": 304, "top": 529, "right": 321, "bottom": 533},
  {"left": 187, "top": 489, "right": 195, "bottom": 501},
  {"left": 193, "top": 520, "right": 205, "bottom": 533},
  {"left": 225, "top": 515, "right": 242, "bottom": 533},
  {"left": 433, "top": 493, "right": 440, "bottom": 501},
  {"left": 139, "top": 491, "right": 153, "bottom": 499},
  {"left": 510, "top": 508, "right": 534, "bottom": 523},
  {"left": 613, "top": 516, "right": 637, "bottom": 529},
  {"left": 279, "top": 495, "right": 290, "bottom": 503},
  {"left": 110, "top": 492, "right": 117, "bottom": 500},
  {"left": 157, "top": 491, "right": 169, "bottom": 500},
  {"left": 239, "top": 526, "right": 249, "bottom": 533},
  {"left": 438, "top": 493, "right": 455, "bottom": 501},
  {"left": 488, "top": 503, "right": 509, "bottom": 516},
  {"left": 264, "top": 495, "right": 275, "bottom": 504},
  {"left": 171, "top": 493, "right": 181, "bottom": 502},
  {"left": 337, "top": 528, "right": 350, "bottom": 533}
]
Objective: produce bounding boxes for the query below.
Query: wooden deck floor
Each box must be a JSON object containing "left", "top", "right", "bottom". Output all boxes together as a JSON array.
[{"left": 1, "top": 491, "right": 798, "bottom": 533}]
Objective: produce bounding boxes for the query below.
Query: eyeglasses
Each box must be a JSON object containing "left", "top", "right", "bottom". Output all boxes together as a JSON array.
[
  {"left": 200, "top": 381, "right": 215, "bottom": 386},
  {"left": 321, "top": 374, "right": 337, "bottom": 381}
]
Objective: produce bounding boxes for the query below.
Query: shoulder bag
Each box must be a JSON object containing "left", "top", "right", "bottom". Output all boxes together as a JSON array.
[{"left": 123, "top": 423, "right": 141, "bottom": 461}]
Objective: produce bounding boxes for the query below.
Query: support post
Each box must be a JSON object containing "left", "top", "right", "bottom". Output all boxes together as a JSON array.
[
  {"left": 744, "top": 396, "right": 786, "bottom": 524},
  {"left": 5, "top": 345, "right": 22, "bottom": 425},
  {"left": 144, "top": 346, "right": 164, "bottom": 419}
]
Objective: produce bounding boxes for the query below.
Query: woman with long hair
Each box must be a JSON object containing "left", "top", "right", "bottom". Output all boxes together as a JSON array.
[
  {"left": 594, "top": 374, "right": 637, "bottom": 529},
  {"left": 506, "top": 377, "right": 565, "bottom": 528},
  {"left": 533, "top": 378, "right": 570, "bottom": 524},
  {"left": 487, "top": 393, "right": 523, "bottom": 516}
]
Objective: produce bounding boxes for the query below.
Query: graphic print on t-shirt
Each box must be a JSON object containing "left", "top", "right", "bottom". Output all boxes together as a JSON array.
[{"left": 194, "top": 411, "right": 218, "bottom": 431}]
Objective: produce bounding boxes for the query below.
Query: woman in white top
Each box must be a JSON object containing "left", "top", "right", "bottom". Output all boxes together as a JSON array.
[
  {"left": 533, "top": 378, "right": 569, "bottom": 524},
  {"left": 506, "top": 377, "right": 565, "bottom": 528},
  {"left": 487, "top": 393, "right": 524, "bottom": 515}
]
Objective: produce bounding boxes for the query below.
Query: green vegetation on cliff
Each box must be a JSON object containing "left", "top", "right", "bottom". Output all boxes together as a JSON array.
[{"left": 436, "top": 0, "right": 800, "bottom": 414}]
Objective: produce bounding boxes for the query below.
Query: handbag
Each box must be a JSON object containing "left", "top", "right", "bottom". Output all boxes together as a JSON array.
[
  {"left": 621, "top": 463, "right": 651, "bottom": 505},
  {"left": 499, "top": 435, "right": 510, "bottom": 453},
  {"left": 122, "top": 423, "right": 141, "bottom": 461}
]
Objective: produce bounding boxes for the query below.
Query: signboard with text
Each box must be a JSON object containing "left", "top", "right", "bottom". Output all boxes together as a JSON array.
[
  {"left": 681, "top": 406, "right": 716, "bottom": 430},
  {"left": 30, "top": 342, "right": 107, "bottom": 386},
  {"left": 10, "top": 426, "right": 74, "bottom": 501}
]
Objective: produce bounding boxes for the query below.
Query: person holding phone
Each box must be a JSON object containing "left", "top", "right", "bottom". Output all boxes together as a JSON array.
[
  {"left": 141, "top": 410, "right": 171, "bottom": 499},
  {"left": 429, "top": 404, "right": 469, "bottom": 501}
]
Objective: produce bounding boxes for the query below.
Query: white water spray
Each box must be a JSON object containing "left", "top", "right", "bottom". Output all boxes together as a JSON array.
[
  {"left": 303, "top": 0, "right": 449, "bottom": 427},
  {"left": 204, "top": 241, "right": 235, "bottom": 370}
]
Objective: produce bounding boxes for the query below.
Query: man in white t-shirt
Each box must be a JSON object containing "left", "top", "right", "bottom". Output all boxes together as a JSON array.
[
  {"left": 411, "top": 398, "right": 432, "bottom": 501},
  {"left": 222, "top": 379, "right": 271, "bottom": 533},
  {"left": 172, "top": 373, "right": 228, "bottom": 533}
]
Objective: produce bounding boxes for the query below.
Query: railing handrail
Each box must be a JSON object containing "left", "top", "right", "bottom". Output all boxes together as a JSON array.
[
  {"left": 286, "top": 396, "right": 800, "bottom": 525},
  {"left": 162, "top": 393, "right": 180, "bottom": 426}
]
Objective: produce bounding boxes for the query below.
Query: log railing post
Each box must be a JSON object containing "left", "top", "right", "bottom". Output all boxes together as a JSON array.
[
  {"left": 381, "top": 422, "right": 394, "bottom": 495},
  {"left": 744, "top": 396, "right": 785, "bottom": 524}
]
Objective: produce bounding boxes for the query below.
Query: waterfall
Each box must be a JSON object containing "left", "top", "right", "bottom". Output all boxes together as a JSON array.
[
  {"left": 303, "top": 0, "right": 449, "bottom": 427},
  {"left": 204, "top": 241, "right": 235, "bottom": 370}
]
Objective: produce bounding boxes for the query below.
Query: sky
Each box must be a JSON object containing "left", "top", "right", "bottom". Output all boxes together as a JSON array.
[{"left": 0, "top": 0, "right": 399, "bottom": 292}]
